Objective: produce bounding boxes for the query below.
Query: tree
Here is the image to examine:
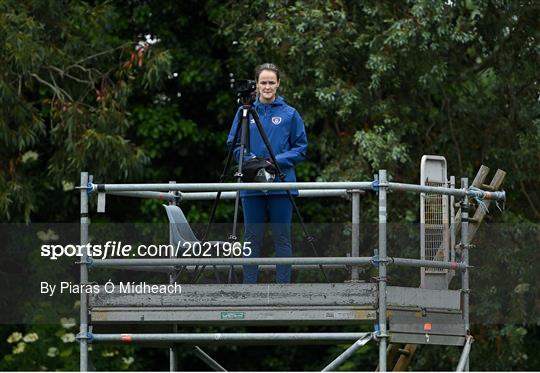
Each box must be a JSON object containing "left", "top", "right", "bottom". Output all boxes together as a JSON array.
[
  {"left": 217, "top": 0, "right": 539, "bottom": 221},
  {"left": 0, "top": 1, "right": 171, "bottom": 370},
  {"left": 215, "top": 0, "right": 539, "bottom": 370},
  {"left": 1, "top": 0, "right": 538, "bottom": 370},
  {"left": 0, "top": 0, "right": 171, "bottom": 222}
]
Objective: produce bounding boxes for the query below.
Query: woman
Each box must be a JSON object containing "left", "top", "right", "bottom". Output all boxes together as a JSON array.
[{"left": 227, "top": 63, "right": 308, "bottom": 284}]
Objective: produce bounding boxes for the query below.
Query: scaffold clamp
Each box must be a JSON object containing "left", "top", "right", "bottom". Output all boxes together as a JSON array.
[
  {"left": 87, "top": 175, "right": 95, "bottom": 194},
  {"left": 371, "top": 255, "right": 391, "bottom": 267},
  {"left": 373, "top": 325, "right": 388, "bottom": 340},
  {"left": 75, "top": 179, "right": 94, "bottom": 195},
  {"left": 76, "top": 332, "right": 94, "bottom": 343},
  {"left": 75, "top": 256, "right": 94, "bottom": 268}
]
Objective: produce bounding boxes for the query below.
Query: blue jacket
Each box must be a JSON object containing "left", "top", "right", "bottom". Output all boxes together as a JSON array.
[{"left": 227, "top": 96, "right": 308, "bottom": 197}]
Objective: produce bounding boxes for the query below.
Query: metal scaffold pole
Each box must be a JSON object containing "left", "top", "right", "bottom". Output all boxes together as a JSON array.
[
  {"left": 351, "top": 190, "right": 361, "bottom": 281},
  {"left": 168, "top": 181, "right": 178, "bottom": 372},
  {"left": 79, "top": 172, "right": 89, "bottom": 371},
  {"left": 456, "top": 336, "right": 474, "bottom": 372},
  {"left": 91, "top": 332, "right": 372, "bottom": 344},
  {"left": 90, "top": 256, "right": 467, "bottom": 270},
  {"left": 88, "top": 181, "right": 505, "bottom": 202},
  {"left": 193, "top": 346, "right": 227, "bottom": 371},
  {"left": 460, "top": 178, "right": 471, "bottom": 371},
  {"left": 378, "top": 170, "right": 389, "bottom": 372},
  {"left": 322, "top": 333, "right": 373, "bottom": 371}
]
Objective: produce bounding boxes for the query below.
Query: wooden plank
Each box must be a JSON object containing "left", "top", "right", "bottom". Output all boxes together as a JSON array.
[
  {"left": 433, "top": 165, "right": 490, "bottom": 263},
  {"left": 467, "top": 169, "right": 506, "bottom": 241},
  {"left": 453, "top": 168, "right": 506, "bottom": 243},
  {"left": 393, "top": 344, "right": 417, "bottom": 371},
  {"left": 453, "top": 165, "right": 490, "bottom": 238}
]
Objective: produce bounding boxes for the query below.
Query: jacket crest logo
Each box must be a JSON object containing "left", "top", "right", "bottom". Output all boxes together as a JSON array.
[{"left": 271, "top": 116, "right": 282, "bottom": 125}]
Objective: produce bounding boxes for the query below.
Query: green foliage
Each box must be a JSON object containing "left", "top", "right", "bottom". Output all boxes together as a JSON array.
[
  {"left": 1, "top": 0, "right": 539, "bottom": 371},
  {"left": 218, "top": 0, "right": 539, "bottom": 220},
  {"left": 0, "top": 0, "right": 171, "bottom": 222},
  {"left": 0, "top": 322, "right": 141, "bottom": 371},
  {"left": 212, "top": 9, "right": 540, "bottom": 368}
]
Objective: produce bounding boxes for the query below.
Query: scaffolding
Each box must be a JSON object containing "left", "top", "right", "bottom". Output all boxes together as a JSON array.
[{"left": 76, "top": 165, "right": 505, "bottom": 372}]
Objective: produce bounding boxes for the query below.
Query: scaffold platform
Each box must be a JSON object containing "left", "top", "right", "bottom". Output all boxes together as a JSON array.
[
  {"left": 89, "top": 283, "right": 465, "bottom": 346},
  {"left": 76, "top": 161, "right": 506, "bottom": 371}
]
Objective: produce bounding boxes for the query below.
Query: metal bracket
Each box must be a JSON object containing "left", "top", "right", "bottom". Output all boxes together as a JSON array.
[{"left": 97, "top": 192, "right": 106, "bottom": 213}]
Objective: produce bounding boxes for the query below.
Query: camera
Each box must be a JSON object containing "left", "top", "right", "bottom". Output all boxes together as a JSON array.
[
  {"left": 234, "top": 79, "right": 257, "bottom": 96},
  {"left": 231, "top": 79, "right": 257, "bottom": 103}
]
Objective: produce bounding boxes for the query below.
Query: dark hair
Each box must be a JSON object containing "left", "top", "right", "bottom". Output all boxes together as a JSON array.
[{"left": 255, "top": 63, "right": 280, "bottom": 82}]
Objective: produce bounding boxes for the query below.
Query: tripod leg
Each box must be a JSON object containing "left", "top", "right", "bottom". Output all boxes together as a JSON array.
[
  {"left": 227, "top": 106, "right": 252, "bottom": 283},
  {"left": 201, "top": 113, "right": 243, "bottom": 242},
  {"left": 246, "top": 115, "right": 251, "bottom": 155},
  {"left": 193, "top": 114, "right": 244, "bottom": 284},
  {"left": 231, "top": 107, "right": 250, "bottom": 237},
  {"left": 249, "top": 108, "right": 329, "bottom": 282}
]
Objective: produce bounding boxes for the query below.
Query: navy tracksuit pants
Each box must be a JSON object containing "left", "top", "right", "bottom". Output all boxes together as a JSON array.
[{"left": 242, "top": 195, "right": 293, "bottom": 284}]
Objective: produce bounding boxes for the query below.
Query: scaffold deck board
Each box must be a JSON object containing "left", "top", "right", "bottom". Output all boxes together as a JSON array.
[
  {"left": 387, "top": 286, "right": 461, "bottom": 310},
  {"left": 90, "top": 283, "right": 377, "bottom": 308},
  {"left": 90, "top": 306, "right": 377, "bottom": 325},
  {"left": 390, "top": 332, "right": 465, "bottom": 346},
  {"left": 89, "top": 283, "right": 462, "bottom": 325},
  {"left": 388, "top": 309, "right": 465, "bottom": 346}
]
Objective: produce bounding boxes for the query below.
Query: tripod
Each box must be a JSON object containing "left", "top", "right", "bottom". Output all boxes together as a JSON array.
[{"left": 195, "top": 92, "right": 328, "bottom": 283}]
